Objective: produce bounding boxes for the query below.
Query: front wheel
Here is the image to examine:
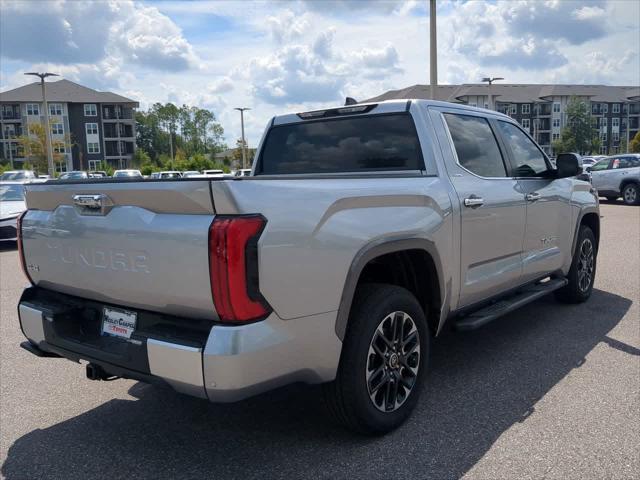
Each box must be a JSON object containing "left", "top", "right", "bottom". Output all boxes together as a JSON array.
[
  {"left": 324, "top": 284, "right": 429, "bottom": 435},
  {"left": 622, "top": 183, "right": 640, "bottom": 206},
  {"left": 555, "top": 225, "right": 597, "bottom": 303}
]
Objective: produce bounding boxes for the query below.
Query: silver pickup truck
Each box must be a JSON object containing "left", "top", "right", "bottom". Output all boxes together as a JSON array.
[{"left": 17, "top": 100, "right": 599, "bottom": 434}]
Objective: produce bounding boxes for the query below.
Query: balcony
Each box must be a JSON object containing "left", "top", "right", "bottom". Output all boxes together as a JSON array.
[
  {"left": 105, "top": 140, "right": 134, "bottom": 157},
  {"left": 1, "top": 125, "right": 23, "bottom": 139},
  {"left": 534, "top": 119, "right": 551, "bottom": 131},
  {"left": 102, "top": 105, "right": 134, "bottom": 120},
  {"left": 103, "top": 123, "right": 134, "bottom": 138},
  {"left": 533, "top": 104, "right": 552, "bottom": 116},
  {"left": 0, "top": 107, "right": 21, "bottom": 121}
]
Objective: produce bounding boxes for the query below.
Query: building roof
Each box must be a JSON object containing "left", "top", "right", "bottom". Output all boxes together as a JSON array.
[
  {"left": 367, "top": 83, "right": 640, "bottom": 104},
  {"left": 0, "top": 79, "right": 138, "bottom": 106}
]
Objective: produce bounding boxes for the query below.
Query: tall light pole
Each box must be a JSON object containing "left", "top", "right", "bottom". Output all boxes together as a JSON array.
[
  {"left": 482, "top": 76, "right": 503, "bottom": 111},
  {"left": 429, "top": 0, "right": 437, "bottom": 100},
  {"left": 234, "top": 107, "right": 250, "bottom": 169},
  {"left": 25, "top": 72, "right": 58, "bottom": 176}
]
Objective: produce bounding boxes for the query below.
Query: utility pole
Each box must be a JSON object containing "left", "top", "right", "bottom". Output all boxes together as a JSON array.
[
  {"left": 24, "top": 72, "right": 58, "bottom": 176},
  {"left": 482, "top": 76, "right": 504, "bottom": 110},
  {"left": 234, "top": 107, "right": 250, "bottom": 169},
  {"left": 429, "top": 0, "right": 437, "bottom": 100}
]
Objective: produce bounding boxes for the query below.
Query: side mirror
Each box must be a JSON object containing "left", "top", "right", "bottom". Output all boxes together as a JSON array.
[{"left": 556, "top": 153, "right": 581, "bottom": 178}]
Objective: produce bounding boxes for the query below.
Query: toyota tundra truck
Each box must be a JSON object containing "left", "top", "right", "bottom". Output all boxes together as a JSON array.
[{"left": 16, "top": 100, "right": 599, "bottom": 434}]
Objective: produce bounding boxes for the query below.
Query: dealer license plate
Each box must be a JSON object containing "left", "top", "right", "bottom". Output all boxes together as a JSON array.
[{"left": 102, "top": 307, "right": 137, "bottom": 339}]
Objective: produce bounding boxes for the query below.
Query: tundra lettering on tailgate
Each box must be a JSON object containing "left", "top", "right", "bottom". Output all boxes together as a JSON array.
[{"left": 47, "top": 241, "right": 150, "bottom": 274}]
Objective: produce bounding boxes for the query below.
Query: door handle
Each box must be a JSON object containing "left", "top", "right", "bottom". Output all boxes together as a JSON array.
[
  {"left": 525, "top": 192, "right": 541, "bottom": 202},
  {"left": 464, "top": 195, "right": 484, "bottom": 208}
]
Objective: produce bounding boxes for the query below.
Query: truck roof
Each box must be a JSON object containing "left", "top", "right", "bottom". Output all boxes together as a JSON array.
[{"left": 273, "top": 99, "right": 511, "bottom": 126}]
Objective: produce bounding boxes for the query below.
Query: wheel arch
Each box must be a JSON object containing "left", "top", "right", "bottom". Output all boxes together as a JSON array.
[
  {"left": 573, "top": 210, "right": 600, "bottom": 255},
  {"left": 335, "top": 238, "right": 447, "bottom": 341}
]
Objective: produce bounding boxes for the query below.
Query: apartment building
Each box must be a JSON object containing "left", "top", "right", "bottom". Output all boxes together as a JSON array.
[
  {"left": 368, "top": 84, "right": 640, "bottom": 156},
  {"left": 0, "top": 79, "right": 138, "bottom": 171}
]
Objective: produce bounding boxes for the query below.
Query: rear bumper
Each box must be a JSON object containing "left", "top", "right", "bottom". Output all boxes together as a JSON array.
[{"left": 18, "top": 287, "right": 341, "bottom": 402}]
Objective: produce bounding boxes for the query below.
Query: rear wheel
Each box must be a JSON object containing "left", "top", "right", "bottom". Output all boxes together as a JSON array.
[
  {"left": 622, "top": 183, "right": 640, "bottom": 206},
  {"left": 555, "top": 225, "right": 596, "bottom": 303},
  {"left": 324, "top": 284, "right": 429, "bottom": 435}
]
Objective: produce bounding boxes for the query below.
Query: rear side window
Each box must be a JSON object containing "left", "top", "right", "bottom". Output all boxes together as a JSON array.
[
  {"left": 257, "top": 114, "right": 424, "bottom": 175},
  {"left": 614, "top": 156, "right": 640, "bottom": 168},
  {"left": 444, "top": 113, "right": 507, "bottom": 177},
  {"left": 497, "top": 121, "right": 549, "bottom": 177}
]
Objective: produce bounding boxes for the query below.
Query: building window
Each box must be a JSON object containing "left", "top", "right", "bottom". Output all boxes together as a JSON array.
[
  {"left": 469, "top": 103, "right": 477, "bottom": 108},
  {"left": 84, "top": 104, "right": 97, "bottom": 116},
  {"left": 521, "top": 104, "right": 530, "bottom": 114},
  {"left": 602, "top": 103, "right": 608, "bottom": 113},
  {"left": 53, "top": 143, "right": 66, "bottom": 154},
  {"left": 50, "top": 123, "right": 64, "bottom": 135},
  {"left": 552, "top": 118, "right": 560, "bottom": 128},
  {"left": 85, "top": 123, "right": 98, "bottom": 135},
  {"left": 26, "top": 103, "right": 40, "bottom": 115},
  {"left": 612, "top": 103, "right": 620, "bottom": 114},
  {"left": 600, "top": 146, "right": 607, "bottom": 154},
  {"left": 521, "top": 118, "right": 530, "bottom": 130},
  {"left": 89, "top": 160, "right": 102, "bottom": 171},
  {"left": 601, "top": 132, "right": 607, "bottom": 142},
  {"left": 509, "top": 104, "right": 517, "bottom": 115},
  {"left": 553, "top": 102, "right": 560, "bottom": 113},
  {"left": 600, "top": 118, "right": 608, "bottom": 128},
  {"left": 613, "top": 132, "right": 620, "bottom": 142},
  {"left": 87, "top": 142, "right": 100, "bottom": 154},
  {"left": 552, "top": 133, "right": 560, "bottom": 141},
  {"left": 612, "top": 118, "right": 620, "bottom": 128},
  {"left": 484, "top": 103, "right": 489, "bottom": 109},
  {"left": 49, "top": 103, "right": 63, "bottom": 116}
]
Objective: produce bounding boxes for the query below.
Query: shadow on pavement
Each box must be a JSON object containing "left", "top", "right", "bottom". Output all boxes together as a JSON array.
[{"left": 2, "top": 289, "right": 632, "bottom": 479}]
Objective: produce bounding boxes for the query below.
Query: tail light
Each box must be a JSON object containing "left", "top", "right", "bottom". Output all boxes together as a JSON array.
[
  {"left": 17, "top": 211, "right": 34, "bottom": 285},
  {"left": 208, "top": 215, "right": 271, "bottom": 323}
]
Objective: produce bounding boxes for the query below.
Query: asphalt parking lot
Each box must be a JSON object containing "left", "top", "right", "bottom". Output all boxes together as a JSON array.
[{"left": 0, "top": 202, "right": 638, "bottom": 480}]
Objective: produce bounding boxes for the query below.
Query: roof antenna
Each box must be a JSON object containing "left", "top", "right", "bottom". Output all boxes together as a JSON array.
[{"left": 344, "top": 97, "right": 358, "bottom": 106}]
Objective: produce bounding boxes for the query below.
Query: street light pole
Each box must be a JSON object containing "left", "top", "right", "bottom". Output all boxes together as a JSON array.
[
  {"left": 234, "top": 107, "right": 250, "bottom": 169},
  {"left": 429, "top": 0, "right": 437, "bottom": 100},
  {"left": 481, "top": 76, "right": 504, "bottom": 110},
  {"left": 25, "top": 72, "right": 58, "bottom": 176}
]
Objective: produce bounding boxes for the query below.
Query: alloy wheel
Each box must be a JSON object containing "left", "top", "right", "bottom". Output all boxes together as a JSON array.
[
  {"left": 623, "top": 186, "right": 637, "bottom": 204},
  {"left": 577, "top": 238, "right": 594, "bottom": 293},
  {"left": 366, "top": 311, "right": 420, "bottom": 412}
]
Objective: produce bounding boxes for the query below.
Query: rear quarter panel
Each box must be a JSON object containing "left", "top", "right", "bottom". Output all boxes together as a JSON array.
[{"left": 211, "top": 177, "right": 454, "bottom": 320}]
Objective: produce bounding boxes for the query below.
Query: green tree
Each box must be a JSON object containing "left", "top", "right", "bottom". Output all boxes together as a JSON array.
[
  {"left": 17, "top": 120, "right": 73, "bottom": 174},
  {"left": 629, "top": 131, "right": 640, "bottom": 153},
  {"left": 553, "top": 96, "right": 599, "bottom": 155}
]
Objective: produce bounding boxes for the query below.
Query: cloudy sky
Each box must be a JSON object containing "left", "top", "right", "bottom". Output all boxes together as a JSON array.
[{"left": 1, "top": 0, "right": 638, "bottom": 145}]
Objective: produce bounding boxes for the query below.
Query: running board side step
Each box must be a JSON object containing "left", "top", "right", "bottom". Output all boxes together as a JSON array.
[{"left": 454, "top": 278, "right": 568, "bottom": 331}]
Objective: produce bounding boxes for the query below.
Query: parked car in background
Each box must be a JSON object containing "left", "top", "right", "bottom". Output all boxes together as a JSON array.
[
  {"left": 0, "top": 182, "right": 26, "bottom": 241},
  {"left": 37, "top": 175, "right": 51, "bottom": 180},
  {"left": 0, "top": 170, "right": 36, "bottom": 181},
  {"left": 16, "top": 99, "right": 599, "bottom": 434},
  {"left": 202, "top": 169, "right": 225, "bottom": 177},
  {"left": 182, "top": 171, "right": 202, "bottom": 178},
  {"left": 149, "top": 172, "right": 161, "bottom": 179},
  {"left": 580, "top": 156, "right": 597, "bottom": 167},
  {"left": 59, "top": 171, "right": 89, "bottom": 180},
  {"left": 88, "top": 171, "right": 108, "bottom": 178},
  {"left": 113, "top": 169, "right": 143, "bottom": 179},
  {"left": 159, "top": 171, "right": 183, "bottom": 179},
  {"left": 234, "top": 169, "right": 252, "bottom": 177},
  {"left": 588, "top": 154, "right": 640, "bottom": 205}
]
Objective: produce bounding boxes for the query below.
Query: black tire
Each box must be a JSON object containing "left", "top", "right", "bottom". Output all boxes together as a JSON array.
[
  {"left": 555, "top": 225, "right": 597, "bottom": 303},
  {"left": 622, "top": 183, "right": 640, "bottom": 206},
  {"left": 324, "top": 284, "right": 429, "bottom": 435}
]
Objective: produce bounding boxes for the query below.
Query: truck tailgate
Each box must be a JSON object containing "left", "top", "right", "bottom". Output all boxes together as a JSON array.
[{"left": 21, "top": 180, "right": 217, "bottom": 320}]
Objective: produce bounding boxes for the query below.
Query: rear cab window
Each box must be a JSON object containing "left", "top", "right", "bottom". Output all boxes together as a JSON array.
[{"left": 256, "top": 113, "right": 424, "bottom": 175}]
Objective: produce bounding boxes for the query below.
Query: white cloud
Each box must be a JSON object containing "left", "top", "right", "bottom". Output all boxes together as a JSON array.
[
  {"left": 0, "top": 0, "right": 198, "bottom": 71},
  {"left": 209, "top": 76, "right": 234, "bottom": 94}
]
